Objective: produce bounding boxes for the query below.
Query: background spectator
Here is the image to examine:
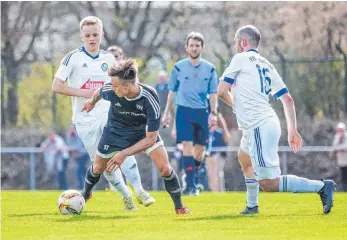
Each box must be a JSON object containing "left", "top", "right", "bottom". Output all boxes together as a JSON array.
[
  {"left": 331, "top": 122, "right": 347, "bottom": 191},
  {"left": 65, "top": 126, "right": 90, "bottom": 190},
  {"left": 40, "top": 130, "right": 69, "bottom": 190}
]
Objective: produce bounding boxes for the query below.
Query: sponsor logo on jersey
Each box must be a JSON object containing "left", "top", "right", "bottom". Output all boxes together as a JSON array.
[
  {"left": 101, "top": 63, "right": 108, "bottom": 72},
  {"left": 80, "top": 78, "right": 105, "bottom": 90},
  {"left": 136, "top": 104, "right": 143, "bottom": 111},
  {"left": 82, "top": 63, "right": 88, "bottom": 67},
  {"left": 114, "top": 102, "right": 122, "bottom": 107},
  {"left": 118, "top": 111, "right": 146, "bottom": 118}
]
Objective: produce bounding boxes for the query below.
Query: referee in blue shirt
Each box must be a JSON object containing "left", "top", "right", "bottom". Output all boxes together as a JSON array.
[{"left": 162, "top": 32, "right": 219, "bottom": 195}]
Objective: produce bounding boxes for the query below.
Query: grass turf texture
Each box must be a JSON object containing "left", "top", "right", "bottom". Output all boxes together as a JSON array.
[{"left": 2, "top": 191, "right": 347, "bottom": 240}]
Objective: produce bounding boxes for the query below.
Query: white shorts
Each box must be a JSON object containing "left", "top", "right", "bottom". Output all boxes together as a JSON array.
[
  {"left": 239, "top": 117, "right": 282, "bottom": 180},
  {"left": 74, "top": 114, "right": 108, "bottom": 162}
]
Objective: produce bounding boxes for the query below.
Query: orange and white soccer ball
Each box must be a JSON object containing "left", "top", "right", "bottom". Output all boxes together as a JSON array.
[{"left": 58, "top": 190, "right": 85, "bottom": 215}]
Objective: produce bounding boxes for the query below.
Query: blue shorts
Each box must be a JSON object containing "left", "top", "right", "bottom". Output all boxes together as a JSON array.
[
  {"left": 97, "top": 127, "right": 163, "bottom": 158},
  {"left": 176, "top": 105, "right": 209, "bottom": 146}
]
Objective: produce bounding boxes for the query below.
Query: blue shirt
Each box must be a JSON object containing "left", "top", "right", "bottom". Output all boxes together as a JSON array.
[
  {"left": 168, "top": 58, "right": 218, "bottom": 109},
  {"left": 100, "top": 83, "right": 161, "bottom": 140}
]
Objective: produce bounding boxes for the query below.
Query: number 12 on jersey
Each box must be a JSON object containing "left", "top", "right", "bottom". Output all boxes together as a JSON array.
[{"left": 256, "top": 64, "right": 272, "bottom": 95}]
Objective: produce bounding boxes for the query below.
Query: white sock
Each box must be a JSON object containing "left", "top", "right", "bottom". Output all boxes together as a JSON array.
[
  {"left": 245, "top": 178, "right": 259, "bottom": 208},
  {"left": 279, "top": 175, "right": 324, "bottom": 193},
  {"left": 120, "top": 155, "right": 144, "bottom": 195},
  {"left": 103, "top": 169, "right": 131, "bottom": 198}
]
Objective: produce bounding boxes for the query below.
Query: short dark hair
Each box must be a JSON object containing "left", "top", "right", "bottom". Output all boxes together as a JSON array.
[
  {"left": 109, "top": 59, "right": 138, "bottom": 84},
  {"left": 186, "top": 31, "right": 204, "bottom": 47}
]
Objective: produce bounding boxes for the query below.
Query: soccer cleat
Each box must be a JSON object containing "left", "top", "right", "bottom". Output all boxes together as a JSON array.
[
  {"left": 136, "top": 191, "right": 156, "bottom": 207},
  {"left": 123, "top": 196, "right": 137, "bottom": 211},
  {"left": 81, "top": 190, "right": 93, "bottom": 203},
  {"left": 240, "top": 206, "right": 259, "bottom": 215},
  {"left": 318, "top": 179, "right": 336, "bottom": 214},
  {"left": 122, "top": 188, "right": 137, "bottom": 211},
  {"left": 176, "top": 207, "right": 191, "bottom": 215}
]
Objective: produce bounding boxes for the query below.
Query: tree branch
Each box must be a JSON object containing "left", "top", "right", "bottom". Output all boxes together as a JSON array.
[
  {"left": 126, "top": 2, "right": 141, "bottom": 42},
  {"left": 17, "top": 2, "right": 46, "bottom": 64},
  {"left": 336, "top": 43, "right": 347, "bottom": 59},
  {"left": 148, "top": 3, "right": 174, "bottom": 49},
  {"left": 134, "top": 2, "right": 152, "bottom": 46}
]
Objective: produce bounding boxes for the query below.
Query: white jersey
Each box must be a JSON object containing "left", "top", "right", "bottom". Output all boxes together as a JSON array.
[
  {"left": 55, "top": 46, "right": 116, "bottom": 125},
  {"left": 221, "top": 49, "right": 288, "bottom": 131}
]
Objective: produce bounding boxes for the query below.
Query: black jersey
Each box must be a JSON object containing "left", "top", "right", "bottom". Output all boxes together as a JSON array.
[{"left": 100, "top": 82, "right": 161, "bottom": 140}]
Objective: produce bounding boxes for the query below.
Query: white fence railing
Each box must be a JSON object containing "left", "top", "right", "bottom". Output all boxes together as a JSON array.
[{"left": 1, "top": 146, "right": 337, "bottom": 190}]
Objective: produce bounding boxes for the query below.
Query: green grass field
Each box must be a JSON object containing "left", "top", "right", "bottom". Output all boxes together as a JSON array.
[{"left": 2, "top": 191, "right": 347, "bottom": 240}]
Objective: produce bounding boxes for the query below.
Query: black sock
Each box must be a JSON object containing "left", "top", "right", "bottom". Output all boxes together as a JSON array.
[
  {"left": 83, "top": 165, "right": 101, "bottom": 195},
  {"left": 163, "top": 170, "right": 183, "bottom": 209}
]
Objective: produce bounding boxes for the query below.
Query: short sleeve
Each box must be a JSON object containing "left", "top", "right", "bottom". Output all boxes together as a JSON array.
[
  {"left": 100, "top": 83, "right": 113, "bottom": 101},
  {"left": 220, "top": 54, "right": 243, "bottom": 85},
  {"left": 168, "top": 65, "right": 180, "bottom": 92},
  {"left": 54, "top": 53, "right": 75, "bottom": 82},
  {"left": 208, "top": 67, "right": 218, "bottom": 94},
  {"left": 270, "top": 67, "right": 288, "bottom": 100},
  {"left": 144, "top": 91, "right": 161, "bottom": 132}
]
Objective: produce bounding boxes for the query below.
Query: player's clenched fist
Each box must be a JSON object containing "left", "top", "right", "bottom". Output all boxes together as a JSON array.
[{"left": 82, "top": 99, "right": 95, "bottom": 112}]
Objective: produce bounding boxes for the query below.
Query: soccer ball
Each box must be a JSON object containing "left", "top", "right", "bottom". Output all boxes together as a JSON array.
[{"left": 58, "top": 190, "right": 85, "bottom": 215}]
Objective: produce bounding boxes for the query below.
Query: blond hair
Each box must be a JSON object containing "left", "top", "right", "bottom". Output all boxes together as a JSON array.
[{"left": 79, "top": 16, "right": 103, "bottom": 32}]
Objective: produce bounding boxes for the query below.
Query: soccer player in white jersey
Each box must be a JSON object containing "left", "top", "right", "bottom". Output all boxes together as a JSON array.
[
  {"left": 217, "top": 25, "right": 336, "bottom": 215},
  {"left": 52, "top": 16, "right": 155, "bottom": 211}
]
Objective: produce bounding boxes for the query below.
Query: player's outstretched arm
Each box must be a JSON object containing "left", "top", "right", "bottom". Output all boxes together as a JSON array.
[
  {"left": 279, "top": 93, "right": 303, "bottom": 153},
  {"left": 106, "top": 131, "right": 158, "bottom": 172},
  {"left": 52, "top": 78, "right": 94, "bottom": 98},
  {"left": 217, "top": 81, "right": 233, "bottom": 107}
]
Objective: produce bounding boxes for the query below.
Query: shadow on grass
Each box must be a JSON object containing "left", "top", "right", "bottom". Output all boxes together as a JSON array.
[
  {"left": 53, "top": 214, "right": 133, "bottom": 222},
  {"left": 175, "top": 212, "right": 322, "bottom": 221},
  {"left": 175, "top": 214, "right": 257, "bottom": 221},
  {"left": 8, "top": 212, "right": 135, "bottom": 222}
]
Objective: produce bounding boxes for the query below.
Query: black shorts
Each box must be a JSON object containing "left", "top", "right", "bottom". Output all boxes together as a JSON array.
[{"left": 97, "top": 127, "right": 163, "bottom": 158}]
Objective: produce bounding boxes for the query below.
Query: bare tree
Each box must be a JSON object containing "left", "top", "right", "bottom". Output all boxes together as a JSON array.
[
  {"left": 80, "top": 1, "right": 183, "bottom": 70},
  {"left": 1, "top": 2, "right": 46, "bottom": 127}
]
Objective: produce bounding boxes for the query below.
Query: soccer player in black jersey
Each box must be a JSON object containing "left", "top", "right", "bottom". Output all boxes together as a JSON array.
[{"left": 82, "top": 59, "right": 190, "bottom": 214}]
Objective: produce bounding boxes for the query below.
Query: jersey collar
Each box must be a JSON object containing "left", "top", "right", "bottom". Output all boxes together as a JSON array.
[
  {"left": 124, "top": 84, "right": 143, "bottom": 101},
  {"left": 81, "top": 46, "right": 100, "bottom": 59},
  {"left": 247, "top": 49, "right": 259, "bottom": 53}
]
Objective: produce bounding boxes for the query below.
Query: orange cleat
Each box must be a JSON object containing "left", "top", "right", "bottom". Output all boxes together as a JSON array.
[{"left": 176, "top": 207, "right": 191, "bottom": 215}]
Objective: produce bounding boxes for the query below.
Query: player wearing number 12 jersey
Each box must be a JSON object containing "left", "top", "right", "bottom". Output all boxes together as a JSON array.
[{"left": 217, "top": 25, "right": 336, "bottom": 215}]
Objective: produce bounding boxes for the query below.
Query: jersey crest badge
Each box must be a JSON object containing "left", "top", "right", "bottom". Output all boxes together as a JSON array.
[
  {"left": 101, "top": 63, "right": 108, "bottom": 72},
  {"left": 136, "top": 104, "right": 143, "bottom": 111}
]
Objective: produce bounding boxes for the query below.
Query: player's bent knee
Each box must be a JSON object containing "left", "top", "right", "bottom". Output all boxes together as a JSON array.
[
  {"left": 182, "top": 141, "right": 193, "bottom": 156},
  {"left": 194, "top": 145, "right": 205, "bottom": 160},
  {"left": 92, "top": 163, "right": 105, "bottom": 174},
  {"left": 259, "top": 179, "right": 278, "bottom": 192},
  {"left": 159, "top": 165, "right": 171, "bottom": 177}
]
